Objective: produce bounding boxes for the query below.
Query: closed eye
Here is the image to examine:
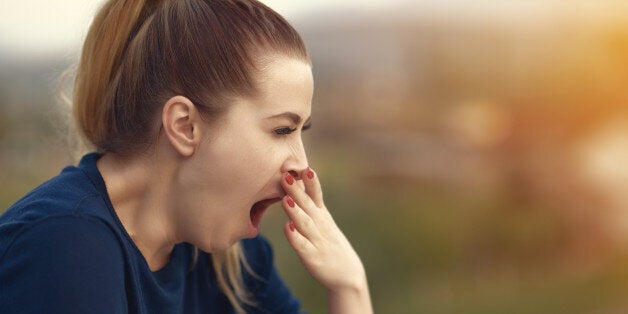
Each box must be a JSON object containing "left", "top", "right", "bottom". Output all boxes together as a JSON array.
[
  {"left": 274, "top": 123, "right": 312, "bottom": 136},
  {"left": 274, "top": 127, "right": 296, "bottom": 135}
]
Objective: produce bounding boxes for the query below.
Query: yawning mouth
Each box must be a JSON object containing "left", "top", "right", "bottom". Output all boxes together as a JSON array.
[{"left": 250, "top": 197, "right": 282, "bottom": 228}]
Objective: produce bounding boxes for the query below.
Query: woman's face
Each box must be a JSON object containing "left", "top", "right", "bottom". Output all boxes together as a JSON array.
[{"left": 178, "top": 56, "right": 313, "bottom": 251}]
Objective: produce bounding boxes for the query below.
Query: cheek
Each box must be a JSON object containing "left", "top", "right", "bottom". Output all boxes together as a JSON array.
[
  {"left": 241, "top": 135, "right": 289, "bottom": 168},
  {"left": 238, "top": 148, "right": 283, "bottom": 185},
  {"left": 197, "top": 133, "right": 291, "bottom": 197},
  {"left": 237, "top": 142, "right": 292, "bottom": 193},
  {"left": 216, "top": 138, "right": 283, "bottom": 193}
]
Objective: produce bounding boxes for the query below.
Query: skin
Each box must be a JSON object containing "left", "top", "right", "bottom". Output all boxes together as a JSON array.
[{"left": 97, "top": 56, "right": 372, "bottom": 313}]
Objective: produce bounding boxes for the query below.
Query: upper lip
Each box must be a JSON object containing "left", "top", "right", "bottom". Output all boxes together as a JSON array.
[
  {"left": 254, "top": 196, "right": 282, "bottom": 207},
  {"left": 255, "top": 192, "right": 285, "bottom": 204}
]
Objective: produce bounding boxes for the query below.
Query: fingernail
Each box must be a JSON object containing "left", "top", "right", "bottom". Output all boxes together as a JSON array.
[
  {"left": 287, "top": 196, "right": 295, "bottom": 208},
  {"left": 306, "top": 167, "right": 314, "bottom": 180},
  {"left": 289, "top": 221, "right": 295, "bottom": 232},
  {"left": 285, "top": 173, "right": 294, "bottom": 185}
]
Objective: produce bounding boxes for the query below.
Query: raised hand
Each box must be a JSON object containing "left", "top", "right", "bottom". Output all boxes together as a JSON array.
[{"left": 281, "top": 167, "right": 373, "bottom": 314}]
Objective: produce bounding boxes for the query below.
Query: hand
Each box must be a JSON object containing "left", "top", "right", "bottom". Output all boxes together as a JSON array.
[{"left": 280, "top": 167, "right": 367, "bottom": 292}]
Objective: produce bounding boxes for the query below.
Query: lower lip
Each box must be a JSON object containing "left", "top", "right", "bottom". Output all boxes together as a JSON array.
[{"left": 247, "top": 222, "right": 261, "bottom": 238}]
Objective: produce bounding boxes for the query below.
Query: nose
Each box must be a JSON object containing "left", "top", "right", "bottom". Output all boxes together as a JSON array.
[{"left": 282, "top": 139, "right": 308, "bottom": 180}]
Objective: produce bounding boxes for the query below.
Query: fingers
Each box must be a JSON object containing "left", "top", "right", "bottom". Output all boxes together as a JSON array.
[
  {"left": 280, "top": 167, "right": 327, "bottom": 249},
  {"left": 281, "top": 195, "right": 321, "bottom": 242},
  {"left": 283, "top": 220, "right": 315, "bottom": 255},
  {"left": 301, "top": 167, "right": 324, "bottom": 208},
  {"left": 282, "top": 172, "right": 318, "bottom": 215}
]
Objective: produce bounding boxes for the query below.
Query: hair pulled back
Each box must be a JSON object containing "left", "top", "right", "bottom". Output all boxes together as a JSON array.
[
  {"left": 73, "top": 1, "right": 309, "bottom": 312},
  {"left": 74, "top": 0, "right": 309, "bottom": 155}
]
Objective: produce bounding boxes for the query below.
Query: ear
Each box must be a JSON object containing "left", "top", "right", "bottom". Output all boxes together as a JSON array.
[{"left": 162, "top": 96, "right": 203, "bottom": 157}]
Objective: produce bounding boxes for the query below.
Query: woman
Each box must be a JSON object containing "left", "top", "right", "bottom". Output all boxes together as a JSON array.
[{"left": 0, "top": 0, "right": 372, "bottom": 313}]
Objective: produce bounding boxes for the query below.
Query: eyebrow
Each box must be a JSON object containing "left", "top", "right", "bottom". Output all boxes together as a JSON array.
[{"left": 267, "top": 111, "right": 312, "bottom": 125}]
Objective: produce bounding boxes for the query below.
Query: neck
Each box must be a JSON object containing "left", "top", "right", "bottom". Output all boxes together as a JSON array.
[{"left": 97, "top": 152, "right": 179, "bottom": 271}]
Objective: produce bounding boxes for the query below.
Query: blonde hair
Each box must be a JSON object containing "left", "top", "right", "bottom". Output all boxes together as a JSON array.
[{"left": 72, "top": 0, "right": 309, "bottom": 312}]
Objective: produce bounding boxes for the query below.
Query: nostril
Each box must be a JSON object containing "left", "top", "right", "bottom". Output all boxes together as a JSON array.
[{"left": 288, "top": 170, "right": 300, "bottom": 179}]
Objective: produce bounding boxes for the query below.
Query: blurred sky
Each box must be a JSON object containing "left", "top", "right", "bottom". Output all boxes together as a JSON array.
[
  {"left": 3, "top": 0, "right": 628, "bottom": 59},
  {"left": 0, "top": 0, "right": 411, "bottom": 58}
]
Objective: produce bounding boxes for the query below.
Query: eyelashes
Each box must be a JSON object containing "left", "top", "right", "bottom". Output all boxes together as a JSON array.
[
  {"left": 274, "top": 127, "right": 296, "bottom": 135},
  {"left": 274, "top": 123, "right": 312, "bottom": 136}
]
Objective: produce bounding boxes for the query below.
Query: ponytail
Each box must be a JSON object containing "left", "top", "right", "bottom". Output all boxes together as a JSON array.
[{"left": 74, "top": 0, "right": 158, "bottom": 153}]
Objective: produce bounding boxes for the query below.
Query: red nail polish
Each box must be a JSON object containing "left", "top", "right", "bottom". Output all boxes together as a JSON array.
[
  {"left": 285, "top": 173, "right": 294, "bottom": 185},
  {"left": 289, "top": 221, "right": 295, "bottom": 232},
  {"left": 306, "top": 168, "right": 314, "bottom": 179},
  {"left": 287, "top": 196, "right": 295, "bottom": 208}
]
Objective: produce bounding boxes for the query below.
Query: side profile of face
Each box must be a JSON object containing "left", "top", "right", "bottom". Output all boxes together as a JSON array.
[{"left": 175, "top": 56, "right": 313, "bottom": 251}]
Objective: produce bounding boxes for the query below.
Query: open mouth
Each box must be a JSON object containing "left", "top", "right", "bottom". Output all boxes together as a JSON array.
[{"left": 250, "top": 197, "right": 282, "bottom": 228}]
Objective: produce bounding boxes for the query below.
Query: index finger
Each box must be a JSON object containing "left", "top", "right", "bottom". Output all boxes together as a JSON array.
[{"left": 301, "top": 166, "right": 324, "bottom": 208}]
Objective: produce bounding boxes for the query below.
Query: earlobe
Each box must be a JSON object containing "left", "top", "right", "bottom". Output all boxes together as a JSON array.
[{"left": 162, "top": 96, "right": 201, "bottom": 157}]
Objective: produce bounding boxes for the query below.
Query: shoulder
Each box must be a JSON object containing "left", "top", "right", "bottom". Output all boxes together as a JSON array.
[
  {"left": 2, "top": 162, "right": 100, "bottom": 217},
  {"left": 0, "top": 216, "right": 127, "bottom": 313},
  {"left": 0, "top": 163, "right": 114, "bottom": 259},
  {"left": 0, "top": 215, "right": 123, "bottom": 265}
]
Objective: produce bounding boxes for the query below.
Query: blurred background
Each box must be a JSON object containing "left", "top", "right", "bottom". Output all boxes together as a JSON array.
[{"left": 2, "top": 0, "right": 628, "bottom": 313}]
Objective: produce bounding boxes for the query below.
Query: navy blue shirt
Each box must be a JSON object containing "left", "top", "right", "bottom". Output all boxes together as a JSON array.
[{"left": 0, "top": 153, "right": 302, "bottom": 313}]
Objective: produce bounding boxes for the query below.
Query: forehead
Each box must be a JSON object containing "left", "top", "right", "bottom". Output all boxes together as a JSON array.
[
  {"left": 247, "top": 56, "right": 314, "bottom": 116},
  {"left": 208, "top": 56, "right": 314, "bottom": 131}
]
